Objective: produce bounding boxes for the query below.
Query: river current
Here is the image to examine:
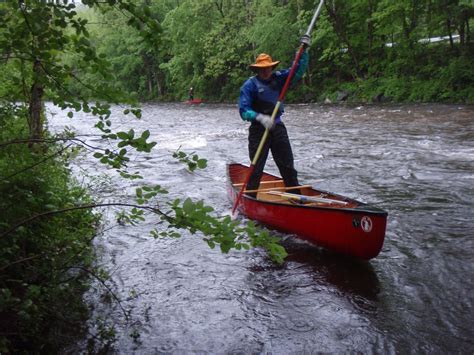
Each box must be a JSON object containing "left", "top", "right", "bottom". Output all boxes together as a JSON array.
[{"left": 48, "top": 103, "right": 474, "bottom": 353}]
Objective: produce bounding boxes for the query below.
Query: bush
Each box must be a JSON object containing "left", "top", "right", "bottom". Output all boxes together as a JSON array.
[{"left": 0, "top": 104, "right": 100, "bottom": 352}]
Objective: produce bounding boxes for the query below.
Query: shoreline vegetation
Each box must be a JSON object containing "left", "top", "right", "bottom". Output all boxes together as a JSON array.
[
  {"left": 68, "top": 1, "right": 473, "bottom": 105},
  {"left": 0, "top": 0, "right": 472, "bottom": 352},
  {"left": 0, "top": 107, "right": 100, "bottom": 352}
]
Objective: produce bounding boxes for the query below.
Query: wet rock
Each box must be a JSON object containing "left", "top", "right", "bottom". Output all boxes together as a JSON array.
[
  {"left": 372, "top": 93, "right": 391, "bottom": 103},
  {"left": 301, "top": 92, "right": 314, "bottom": 102},
  {"left": 337, "top": 90, "right": 350, "bottom": 102},
  {"left": 372, "top": 93, "right": 384, "bottom": 103}
]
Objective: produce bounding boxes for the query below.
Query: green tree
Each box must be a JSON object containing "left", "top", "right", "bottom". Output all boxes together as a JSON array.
[{"left": 0, "top": 0, "right": 287, "bottom": 351}]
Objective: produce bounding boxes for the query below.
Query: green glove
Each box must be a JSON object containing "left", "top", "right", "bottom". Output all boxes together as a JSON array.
[
  {"left": 293, "top": 50, "right": 309, "bottom": 83},
  {"left": 242, "top": 110, "right": 258, "bottom": 121}
]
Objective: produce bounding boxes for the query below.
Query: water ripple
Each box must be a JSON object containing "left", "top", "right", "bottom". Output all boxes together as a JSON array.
[{"left": 47, "top": 103, "right": 474, "bottom": 353}]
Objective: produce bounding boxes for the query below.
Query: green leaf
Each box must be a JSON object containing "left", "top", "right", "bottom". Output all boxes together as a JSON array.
[
  {"left": 182, "top": 198, "right": 195, "bottom": 214},
  {"left": 117, "top": 132, "right": 128, "bottom": 140},
  {"left": 197, "top": 159, "right": 207, "bottom": 169}
]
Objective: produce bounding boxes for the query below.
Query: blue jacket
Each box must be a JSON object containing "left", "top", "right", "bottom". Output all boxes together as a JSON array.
[{"left": 239, "top": 51, "right": 309, "bottom": 124}]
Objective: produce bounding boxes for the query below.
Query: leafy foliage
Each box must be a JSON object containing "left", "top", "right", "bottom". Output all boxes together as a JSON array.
[
  {"left": 0, "top": 110, "right": 100, "bottom": 352},
  {"left": 65, "top": 0, "right": 473, "bottom": 103},
  {"left": 172, "top": 147, "right": 208, "bottom": 172},
  {"left": 161, "top": 198, "right": 287, "bottom": 263},
  {"left": 0, "top": 1, "right": 290, "bottom": 352},
  {"left": 1, "top": 0, "right": 473, "bottom": 352}
]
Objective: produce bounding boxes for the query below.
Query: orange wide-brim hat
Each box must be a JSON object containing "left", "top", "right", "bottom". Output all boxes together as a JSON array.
[{"left": 249, "top": 53, "right": 280, "bottom": 69}]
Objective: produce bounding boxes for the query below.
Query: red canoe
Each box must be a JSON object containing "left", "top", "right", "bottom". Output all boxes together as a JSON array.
[
  {"left": 186, "top": 98, "right": 203, "bottom": 104},
  {"left": 227, "top": 163, "right": 388, "bottom": 260}
]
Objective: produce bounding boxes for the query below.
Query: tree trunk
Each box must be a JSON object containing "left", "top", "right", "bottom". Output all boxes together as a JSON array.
[
  {"left": 367, "top": 0, "right": 375, "bottom": 73},
  {"left": 157, "top": 77, "right": 163, "bottom": 97},
  {"left": 148, "top": 77, "right": 153, "bottom": 97},
  {"left": 466, "top": 19, "right": 470, "bottom": 44},
  {"left": 28, "top": 59, "right": 44, "bottom": 143},
  {"left": 447, "top": 19, "right": 454, "bottom": 49},
  {"left": 324, "top": 1, "right": 363, "bottom": 80}
]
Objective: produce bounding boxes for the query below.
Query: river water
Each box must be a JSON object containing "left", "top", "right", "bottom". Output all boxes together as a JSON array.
[{"left": 48, "top": 103, "right": 474, "bottom": 353}]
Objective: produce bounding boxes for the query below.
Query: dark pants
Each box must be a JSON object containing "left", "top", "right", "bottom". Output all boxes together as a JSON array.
[{"left": 247, "top": 122, "right": 300, "bottom": 196}]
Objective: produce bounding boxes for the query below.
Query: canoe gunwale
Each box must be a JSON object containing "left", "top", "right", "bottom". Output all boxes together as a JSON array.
[
  {"left": 226, "top": 162, "right": 388, "bottom": 260},
  {"left": 227, "top": 162, "right": 387, "bottom": 216},
  {"left": 234, "top": 192, "right": 388, "bottom": 216}
]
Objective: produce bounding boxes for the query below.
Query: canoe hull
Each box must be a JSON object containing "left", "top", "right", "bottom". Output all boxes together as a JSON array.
[
  {"left": 227, "top": 163, "right": 387, "bottom": 260},
  {"left": 186, "top": 98, "right": 203, "bottom": 104}
]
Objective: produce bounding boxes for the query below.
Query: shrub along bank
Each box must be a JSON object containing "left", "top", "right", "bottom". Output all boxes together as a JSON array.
[{"left": 0, "top": 105, "right": 100, "bottom": 352}]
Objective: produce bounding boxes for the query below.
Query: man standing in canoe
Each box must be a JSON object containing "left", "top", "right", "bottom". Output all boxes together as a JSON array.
[{"left": 238, "top": 44, "right": 309, "bottom": 197}]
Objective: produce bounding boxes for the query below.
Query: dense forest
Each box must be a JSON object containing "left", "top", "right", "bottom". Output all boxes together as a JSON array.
[
  {"left": 72, "top": 0, "right": 473, "bottom": 103},
  {"left": 1, "top": 0, "right": 474, "bottom": 104},
  {"left": 0, "top": 0, "right": 473, "bottom": 352}
]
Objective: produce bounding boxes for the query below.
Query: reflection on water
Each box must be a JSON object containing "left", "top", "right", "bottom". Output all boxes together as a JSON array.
[
  {"left": 47, "top": 103, "right": 474, "bottom": 353},
  {"left": 284, "top": 240, "right": 380, "bottom": 303}
]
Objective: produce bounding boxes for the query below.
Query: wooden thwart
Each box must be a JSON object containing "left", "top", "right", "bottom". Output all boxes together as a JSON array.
[
  {"left": 233, "top": 180, "right": 284, "bottom": 187},
  {"left": 267, "top": 191, "right": 349, "bottom": 205},
  {"left": 244, "top": 185, "right": 312, "bottom": 194}
]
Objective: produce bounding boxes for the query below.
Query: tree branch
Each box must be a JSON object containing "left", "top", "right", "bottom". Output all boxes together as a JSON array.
[
  {"left": 0, "top": 144, "right": 72, "bottom": 182},
  {"left": 1, "top": 203, "right": 169, "bottom": 239},
  {"left": 0, "top": 137, "right": 103, "bottom": 151},
  {"left": 71, "top": 265, "right": 130, "bottom": 320}
]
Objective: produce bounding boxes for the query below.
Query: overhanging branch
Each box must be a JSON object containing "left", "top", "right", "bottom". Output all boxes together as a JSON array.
[{"left": 1, "top": 202, "right": 170, "bottom": 239}]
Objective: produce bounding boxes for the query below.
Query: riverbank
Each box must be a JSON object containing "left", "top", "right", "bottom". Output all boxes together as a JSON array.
[{"left": 0, "top": 108, "right": 100, "bottom": 352}]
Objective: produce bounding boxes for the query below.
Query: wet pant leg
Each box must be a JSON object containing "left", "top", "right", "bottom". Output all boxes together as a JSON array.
[
  {"left": 270, "top": 123, "right": 300, "bottom": 194},
  {"left": 247, "top": 123, "right": 270, "bottom": 197}
]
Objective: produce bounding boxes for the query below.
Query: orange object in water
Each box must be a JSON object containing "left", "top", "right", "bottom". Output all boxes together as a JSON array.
[{"left": 186, "top": 98, "right": 203, "bottom": 104}]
